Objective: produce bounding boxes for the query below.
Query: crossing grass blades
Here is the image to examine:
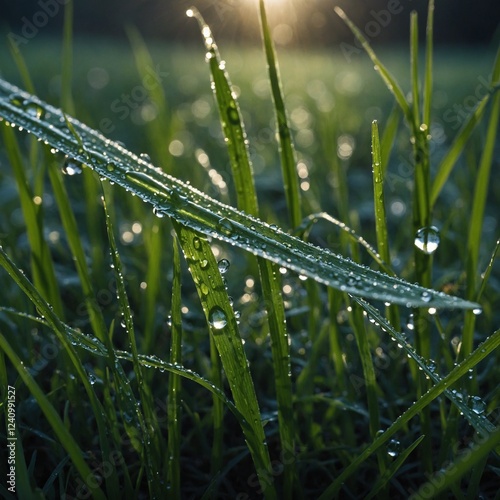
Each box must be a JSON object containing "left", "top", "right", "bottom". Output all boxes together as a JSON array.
[{"left": 0, "top": 0, "right": 499, "bottom": 498}]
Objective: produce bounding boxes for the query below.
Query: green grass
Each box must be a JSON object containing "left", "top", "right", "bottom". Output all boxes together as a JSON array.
[{"left": 0, "top": 1, "right": 499, "bottom": 498}]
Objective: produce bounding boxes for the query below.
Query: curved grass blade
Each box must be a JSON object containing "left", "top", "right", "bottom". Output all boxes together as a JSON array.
[
  {"left": 259, "top": 0, "right": 301, "bottom": 228},
  {"left": 0, "top": 78, "right": 479, "bottom": 310},
  {"left": 167, "top": 238, "right": 182, "bottom": 498},
  {"left": 353, "top": 297, "right": 494, "bottom": 436},
  {"left": 318, "top": 326, "right": 500, "bottom": 499}
]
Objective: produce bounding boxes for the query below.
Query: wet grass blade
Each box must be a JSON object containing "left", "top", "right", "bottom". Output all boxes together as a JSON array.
[
  {"left": 372, "top": 121, "right": 400, "bottom": 328},
  {"left": 0, "top": 334, "right": 107, "bottom": 500},
  {"left": 0, "top": 78, "right": 480, "bottom": 310},
  {"left": 354, "top": 298, "right": 494, "bottom": 436},
  {"left": 318, "top": 325, "right": 500, "bottom": 499},
  {"left": 0, "top": 245, "right": 119, "bottom": 497},
  {"left": 259, "top": 0, "right": 301, "bottom": 228},
  {"left": 412, "top": 426, "right": 500, "bottom": 498},
  {"left": 173, "top": 222, "right": 277, "bottom": 499},
  {"left": 187, "top": 8, "right": 258, "bottom": 213},
  {"left": 47, "top": 157, "right": 109, "bottom": 342},
  {"left": 103, "top": 192, "right": 165, "bottom": 496},
  {"left": 167, "top": 238, "right": 182, "bottom": 498},
  {"left": 191, "top": 8, "right": 297, "bottom": 493},
  {"left": 423, "top": 0, "right": 434, "bottom": 127}
]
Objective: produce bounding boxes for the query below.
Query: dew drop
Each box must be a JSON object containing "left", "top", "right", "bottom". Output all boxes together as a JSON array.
[
  {"left": 387, "top": 439, "right": 401, "bottom": 458},
  {"left": 414, "top": 226, "right": 440, "bottom": 255},
  {"left": 24, "top": 100, "right": 44, "bottom": 119},
  {"left": 420, "top": 291, "right": 433, "bottom": 303},
  {"left": 62, "top": 159, "right": 83, "bottom": 176},
  {"left": 469, "top": 395, "right": 485, "bottom": 415},
  {"left": 217, "top": 217, "right": 234, "bottom": 237},
  {"left": 218, "top": 258, "right": 230, "bottom": 274},
  {"left": 193, "top": 237, "right": 202, "bottom": 250},
  {"left": 106, "top": 162, "right": 116, "bottom": 172},
  {"left": 472, "top": 307, "right": 482, "bottom": 316},
  {"left": 208, "top": 306, "right": 227, "bottom": 330}
]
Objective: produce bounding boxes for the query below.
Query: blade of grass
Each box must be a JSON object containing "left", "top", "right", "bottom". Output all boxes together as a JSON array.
[
  {"left": 187, "top": 8, "right": 258, "bottom": 214},
  {"left": 166, "top": 238, "right": 182, "bottom": 498},
  {"left": 372, "top": 120, "right": 400, "bottom": 346},
  {"left": 190, "top": 8, "right": 297, "bottom": 494},
  {"left": 0, "top": 78, "right": 480, "bottom": 310},
  {"left": 259, "top": 0, "right": 301, "bottom": 228},
  {"left": 60, "top": 0, "right": 74, "bottom": 115},
  {"left": 102, "top": 191, "right": 164, "bottom": 497},
  {"left": 410, "top": 9, "right": 433, "bottom": 474},
  {"left": 0, "top": 246, "right": 119, "bottom": 497},
  {"left": 422, "top": 0, "right": 434, "bottom": 127},
  {"left": 47, "top": 156, "right": 109, "bottom": 343},
  {"left": 0, "top": 334, "right": 107, "bottom": 500},
  {"left": 173, "top": 222, "right": 277, "bottom": 499},
  {"left": 318, "top": 326, "right": 500, "bottom": 499},
  {"left": 412, "top": 426, "right": 500, "bottom": 499}
]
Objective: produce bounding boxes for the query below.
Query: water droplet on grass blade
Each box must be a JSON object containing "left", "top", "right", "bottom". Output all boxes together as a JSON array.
[
  {"left": 217, "top": 258, "right": 230, "bottom": 274},
  {"left": 420, "top": 291, "right": 433, "bottom": 303},
  {"left": 414, "top": 226, "right": 440, "bottom": 255},
  {"left": 217, "top": 217, "right": 234, "bottom": 237},
  {"left": 24, "top": 100, "right": 44, "bottom": 119},
  {"left": 208, "top": 306, "right": 227, "bottom": 330},
  {"left": 387, "top": 439, "right": 401, "bottom": 457}
]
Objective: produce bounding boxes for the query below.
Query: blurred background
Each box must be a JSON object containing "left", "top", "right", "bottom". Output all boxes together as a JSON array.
[
  {"left": 1, "top": 0, "right": 500, "bottom": 47},
  {"left": 0, "top": 0, "right": 498, "bottom": 259}
]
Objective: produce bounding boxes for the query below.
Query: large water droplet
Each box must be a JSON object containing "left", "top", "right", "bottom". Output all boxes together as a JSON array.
[
  {"left": 387, "top": 439, "right": 401, "bottom": 458},
  {"left": 208, "top": 306, "right": 227, "bottom": 330},
  {"left": 468, "top": 395, "right": 485, "bottom": 415},
  {"left": 420, "top": 291, "right": 433, "bottom": 303},
  {"left": 24, "top": 100, "right": 44, "bottom": 119},
  {"left": 414, "top": 226, "right": 440, "bottom": 255},
  {"left": 217, "top": 258, "right": 230, "bottom": 274}
]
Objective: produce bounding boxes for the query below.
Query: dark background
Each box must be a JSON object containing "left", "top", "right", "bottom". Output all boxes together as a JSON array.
[{"left": 1, "top": 0, "right": 499, "bottom": 49}]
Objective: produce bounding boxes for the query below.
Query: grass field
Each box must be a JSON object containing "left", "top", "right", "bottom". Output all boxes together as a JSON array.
[{"left": 0, "top": 2, "right": 499, "bottom": 498}]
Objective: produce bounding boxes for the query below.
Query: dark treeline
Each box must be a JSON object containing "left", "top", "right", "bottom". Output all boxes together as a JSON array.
[{"left": 2, "top": 0, "right": 499, "bottom": 49}]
